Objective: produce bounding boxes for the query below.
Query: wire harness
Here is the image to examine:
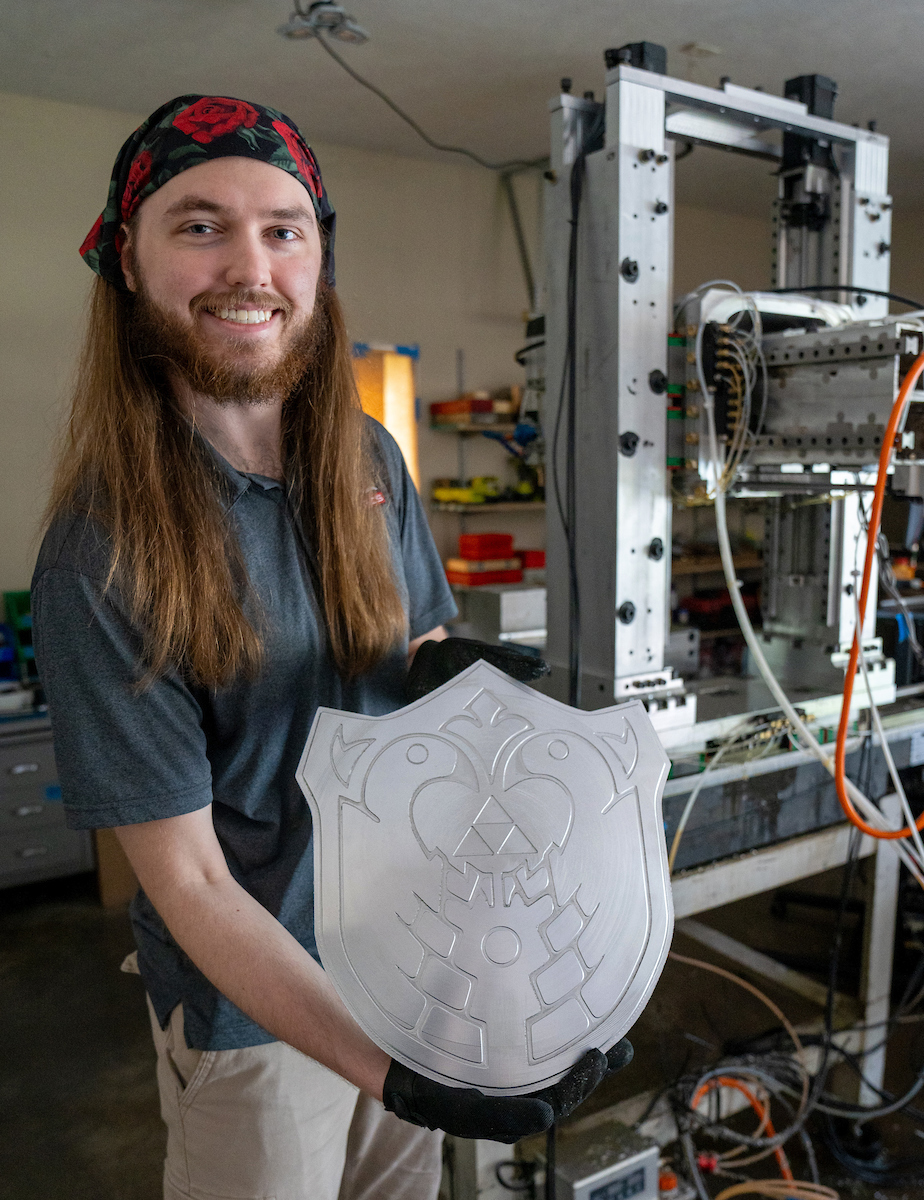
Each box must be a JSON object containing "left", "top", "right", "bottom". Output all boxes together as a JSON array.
[{"left": 685, "top": 281, "right": 924, "bottom": 886}]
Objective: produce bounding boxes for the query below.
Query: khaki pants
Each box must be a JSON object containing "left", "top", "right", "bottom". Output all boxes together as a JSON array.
[{"left": 146, "top": 998, "right": 444, "bottom": 1200}]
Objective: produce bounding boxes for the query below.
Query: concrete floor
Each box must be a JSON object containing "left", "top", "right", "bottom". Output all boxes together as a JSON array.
[
  {"left": 3, "top": 865, "right": 924, "bottom": 1199},
  {"left": 0, "top": 874, "right": 163, "bottom": 1200}
]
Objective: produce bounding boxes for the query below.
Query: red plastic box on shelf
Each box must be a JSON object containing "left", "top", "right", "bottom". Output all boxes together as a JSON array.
[
  {"left": 458, "top": 533, "right": 515, "bottom": 560},
  {"left": 516, "top": 549, "right": 546, "bottom": 569},
  {"left": 446, "top": 569, "right": 524, "bottom": 586},
  {"left": 430, "top": 397, "right": 493, "bottom": 417}
]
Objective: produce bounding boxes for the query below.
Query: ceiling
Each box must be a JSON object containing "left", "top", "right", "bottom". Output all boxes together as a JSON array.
[{"left": 4, "top": 0, "right": 924, "bottom": 217}]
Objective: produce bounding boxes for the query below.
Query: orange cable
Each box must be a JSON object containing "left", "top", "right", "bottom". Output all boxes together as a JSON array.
[
  {"left": 834, "top": 348, "right": 924, "bottom": 838},
  {"left": 691, "top": 1075, "right": 793, "bottom": 1180}
]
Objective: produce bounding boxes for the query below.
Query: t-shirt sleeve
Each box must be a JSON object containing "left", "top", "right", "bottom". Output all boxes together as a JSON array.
[
  {"left": 372, "top": 421, "right": 458, "bottom": 639},
  {"left": 32, "top": 566, "right": 213, "bottom": 831}
]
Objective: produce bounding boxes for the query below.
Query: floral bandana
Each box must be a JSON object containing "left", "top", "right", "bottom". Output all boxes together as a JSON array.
[{"left": 80, "top": 94, "right": 336, "bottom": 290}]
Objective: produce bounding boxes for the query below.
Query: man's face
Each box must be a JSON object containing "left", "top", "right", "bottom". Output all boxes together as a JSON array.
[{"left": 122, "top": 156, "right": 325, "bottom": 402}]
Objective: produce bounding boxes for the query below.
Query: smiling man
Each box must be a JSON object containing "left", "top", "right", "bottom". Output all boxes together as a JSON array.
[{"left": 32, "top": 96, "right": 617, "bottom": 1200}]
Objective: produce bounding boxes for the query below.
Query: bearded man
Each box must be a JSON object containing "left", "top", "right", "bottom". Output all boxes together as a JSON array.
[{"left": 33, "top": 96, "right": 620, "bottom": 1200}]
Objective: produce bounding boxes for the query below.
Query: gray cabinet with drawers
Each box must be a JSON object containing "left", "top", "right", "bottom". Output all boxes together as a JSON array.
[{"left": 0, "top": 717, "right": 93, "bottom": 888}]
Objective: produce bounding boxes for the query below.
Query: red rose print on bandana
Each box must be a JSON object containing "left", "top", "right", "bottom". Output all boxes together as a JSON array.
[
  {"left": 271, "top": 120, "right": 322, "bottom": 200},
  {"left": 173, "top": 97, "right": 260, "bottom": 144},
  {"left": 121, "top": 150, "right": 153, "bottom": 221},
  {"left": 79, "top": 214, "right": 104, "bottom": 258}
]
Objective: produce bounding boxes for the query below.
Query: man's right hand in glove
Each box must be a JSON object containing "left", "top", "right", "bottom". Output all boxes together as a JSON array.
[{"left": 383, "top": 1039, "right": 633, "bottom": 1143}]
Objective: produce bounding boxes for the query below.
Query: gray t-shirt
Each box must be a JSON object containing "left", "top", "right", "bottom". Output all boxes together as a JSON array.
[{"left": 32, "top": 420, "right": 456, "bottom": 1049}]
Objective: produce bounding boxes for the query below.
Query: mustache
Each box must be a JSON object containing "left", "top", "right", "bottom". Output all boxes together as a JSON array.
[{"left": 189, "top": 290, "right": 294, "bottom": 318}]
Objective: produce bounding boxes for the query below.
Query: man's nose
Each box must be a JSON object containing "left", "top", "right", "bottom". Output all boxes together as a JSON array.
[{"left": 224, "top": 233, "right": 272, "bottom": 290}]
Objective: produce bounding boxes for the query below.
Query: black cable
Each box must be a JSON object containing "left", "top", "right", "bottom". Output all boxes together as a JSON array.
[
  {"left": 674, "top": 824, "right": 865, "bottom": 1170},
  {"left": 817, "top": 825, "right": 864, "bottom": 1077},
  {"left": 496, "top": 1159, "right": 536, "bottom": 1193},
  {"left": 502, "top": 173, "right": 537, "bottom": 309},
  {"left": 550, "top": 109, "right": 601, "bottom": 710},
  {"left": 514, "top": 340, "right": 545, "bottom": 366},
  {"left": 807, "top": 1033, "right": 924, "bottom": 1124},
  {"left": 310, "top": 34, "right": 545, "bottom": 342},
  {"left": 545, "top": 1123, "right": 556, "bottom": 1200},
  {"left": 632, "top": 1075, "right": 684, "bottom": 1131},
  {"left": 821, "top": 1112, "right": 924, "bottom": 1185},
  {"left": 898, "top": 937, "right": 924, "bottom": 1014},
  {"left": 564, "top": 152, "right": 585, "bottom": 707},
  {"left": 314, "top": 33, "right": 547, "bottom": 172},
  {"left": 765, "top": 284, "right": 924, "bottom": 310},
  {"left": 729, "top": 1034, "right": 924, "bottom": 1126}
]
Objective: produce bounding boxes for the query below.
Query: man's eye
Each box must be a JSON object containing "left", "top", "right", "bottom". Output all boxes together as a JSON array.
[
  {"left": 186, "top": 223, "right": 217, "bottom": 235},
  {"left": 271, "top": 228, "right": 298, "bottom": 241}
]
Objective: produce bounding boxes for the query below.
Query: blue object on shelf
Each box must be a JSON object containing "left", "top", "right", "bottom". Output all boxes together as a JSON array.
[{"left": 0, "top": 623, "right": 16, "bottom": 679}]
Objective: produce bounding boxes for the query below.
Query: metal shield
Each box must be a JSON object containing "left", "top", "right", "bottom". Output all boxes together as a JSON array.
[{"left": 296, "top": 661, "right": 673, "bottom": 1096}]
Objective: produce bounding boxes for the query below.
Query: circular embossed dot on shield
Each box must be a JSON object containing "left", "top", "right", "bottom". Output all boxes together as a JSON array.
[
  {"left": 482, "top": 926, "right": 521, "bottom": 966},
  {"left": 406, "top": 743, "right": 429, "bottom": 764}
]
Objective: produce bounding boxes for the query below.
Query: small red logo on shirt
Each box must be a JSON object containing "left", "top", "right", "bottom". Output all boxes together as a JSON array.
[{"left": 369, "top": 489, "right": 386, "bottom": 506}]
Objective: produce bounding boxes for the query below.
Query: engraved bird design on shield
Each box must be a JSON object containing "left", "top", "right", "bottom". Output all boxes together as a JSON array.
[{"left": 297, "top": 661, "right": 673, "bottom": 1096}]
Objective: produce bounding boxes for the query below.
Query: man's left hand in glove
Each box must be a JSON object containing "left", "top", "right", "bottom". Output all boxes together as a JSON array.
[{"left": 383, "top": 1038, "right": 633, "bottom": 1142}]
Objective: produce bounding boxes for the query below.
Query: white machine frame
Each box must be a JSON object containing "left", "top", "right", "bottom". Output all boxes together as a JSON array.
[{"left": 543, "top": 64, "right": 892, "bottom": 720}]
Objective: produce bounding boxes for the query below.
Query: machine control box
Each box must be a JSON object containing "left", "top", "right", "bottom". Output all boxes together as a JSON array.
[{"left": 524, "top": 1121, "right": 659, "bottom": 1200}]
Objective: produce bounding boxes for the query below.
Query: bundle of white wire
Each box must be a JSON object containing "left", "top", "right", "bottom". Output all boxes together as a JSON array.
[
  {"left": 691, "top": 284, "right": 767, "bottom": 487},
  {"left": 685, "top": 281, "right": 924, "bottom": 887}
]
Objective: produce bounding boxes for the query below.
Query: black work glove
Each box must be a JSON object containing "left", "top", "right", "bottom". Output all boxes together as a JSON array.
[
  {"left": 383, "top": 1038, "right": 632, "bottom": 1142},
  {"left": 405, "top": 636, "right": 550, "bottom": 704}
]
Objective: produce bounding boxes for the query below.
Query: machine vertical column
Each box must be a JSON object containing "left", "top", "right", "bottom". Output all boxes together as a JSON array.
[
  {"left": 859, "top": 794, "right": 902, "bottom": 1106},
  {"left": 846, "top": 137, "right": 892, "bottom": 320},
  {"left": 771, "top": 80, "right": 892, "bottom": 660},
  {"left": 544, "top": 74, "right": 675, "bottom": 709},
  {"left": 604, "top": 76, "right": 674, "bottom": 699}
]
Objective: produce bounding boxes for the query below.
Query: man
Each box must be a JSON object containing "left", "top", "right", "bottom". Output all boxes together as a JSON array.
[{"left": 33, "top": 96, "right": 620, "bottom": 1200}]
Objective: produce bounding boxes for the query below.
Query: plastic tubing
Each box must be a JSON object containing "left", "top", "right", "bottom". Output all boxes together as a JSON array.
[
  {"left": 834, "top": 348, "right": 924, "bottom": 838},
  {"left": 713, "top": 1184, "right": 838, "bottom": 1200},
  {"left": 852, "top": 584, "right": 924, "bottom": 865},
  {"left": 691, "top": 1076, "right": 793, "bottom": 1180},
  {"left": 668, "top": 951, "right": 808, "bottom": 1078}
]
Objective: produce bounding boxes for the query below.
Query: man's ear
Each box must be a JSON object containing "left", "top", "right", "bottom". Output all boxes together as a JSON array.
[{"left": 120, "top": 224, "right": 137, "bottom": 292}]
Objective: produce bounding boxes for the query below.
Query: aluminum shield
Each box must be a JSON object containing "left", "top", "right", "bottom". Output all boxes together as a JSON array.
[{"left": 296, "top": 661, "right": 673, "bottom": 1095}]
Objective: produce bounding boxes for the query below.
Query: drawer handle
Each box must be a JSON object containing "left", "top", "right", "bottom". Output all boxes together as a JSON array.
[
  {"left": 14, "top": 804, "right": 45, "bottom": 818},
  {"left": 17, "top": 845, "right": 49, "bottom": 858},
  {"left": 9, "top": 763, "right": 39, "bottom": 776}
]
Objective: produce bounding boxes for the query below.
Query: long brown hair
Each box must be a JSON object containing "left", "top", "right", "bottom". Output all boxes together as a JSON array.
[{"left": 45, "top": 277, "right": 407, "bottom": 687}]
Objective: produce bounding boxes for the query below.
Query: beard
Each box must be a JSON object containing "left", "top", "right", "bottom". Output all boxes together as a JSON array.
[{"left": 129, "top": 283, "right": 328, "bottom": 405}]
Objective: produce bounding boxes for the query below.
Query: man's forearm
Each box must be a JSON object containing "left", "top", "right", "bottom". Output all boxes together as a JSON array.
[{"left": 144, "top": 869, "right": 391, "bottom": 1098}]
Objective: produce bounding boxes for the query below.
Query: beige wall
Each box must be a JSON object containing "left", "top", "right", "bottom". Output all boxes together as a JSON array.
[
  {"left": 673, "top": 205, "right": 771, "bottom": 296},
  {"left": 0, "top": 95, "right": 141, "bottom": 595},
  {"left": 890, "top": 212, "right": 924, "bottom": 307}
]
